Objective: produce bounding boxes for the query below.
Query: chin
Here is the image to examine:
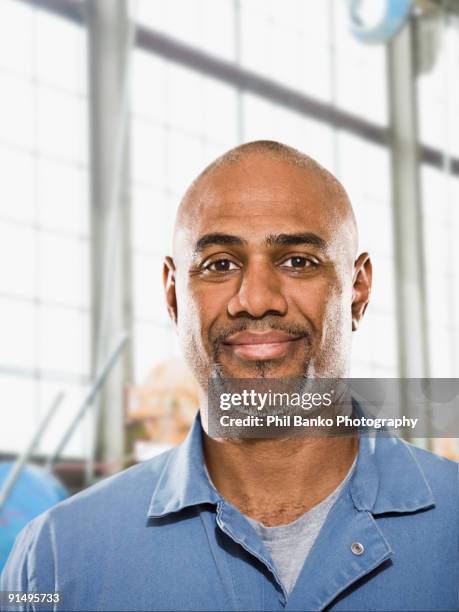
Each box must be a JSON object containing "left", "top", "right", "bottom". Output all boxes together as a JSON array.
[{"left": 214, "top": 357, "right": 311, "bottom": 379}]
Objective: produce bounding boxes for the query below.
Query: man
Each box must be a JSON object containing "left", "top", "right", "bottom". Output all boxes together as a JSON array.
[{"left": 2, "top": 141, "right": 458, "bottom": 611}]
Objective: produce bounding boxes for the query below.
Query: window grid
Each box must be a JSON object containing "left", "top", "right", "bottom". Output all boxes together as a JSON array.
[
  {"left": 0, "top": 1, "right": 90, "bottom": 456},
  {"left": 2, "top": 0, "right": 458, "bottom": 456}
]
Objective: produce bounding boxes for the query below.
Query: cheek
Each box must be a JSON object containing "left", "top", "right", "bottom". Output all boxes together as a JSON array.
[
  {"left": 321, "top": 279, "right": 354, "bottom": 340},
  {"left": 174, "top": 284, "right": 208, "bottom": 379},
  {"left": 291, "top": 278, "right": 339, "bottom": 318},
  {"left": 174, "top": 276, "right": 222, "bottom": 350},
  {"left": 175, "top": 280, "right": 201, "bottom": 339},
  {"left": 292, "top": 276, "right": 352, "bottom": 331}
]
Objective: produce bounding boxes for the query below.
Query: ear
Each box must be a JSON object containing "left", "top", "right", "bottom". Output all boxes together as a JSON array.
[
  {"left": 352, "top": 253, "right": 372, "bottom": 331},
  {"left": 163, "top": 256, "right": 178, "bottom": 325}
]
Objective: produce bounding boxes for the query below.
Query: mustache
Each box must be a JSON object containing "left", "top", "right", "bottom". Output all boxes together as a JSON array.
[{"left": 210, "top": 319, "right": 312, "bottom": 346}]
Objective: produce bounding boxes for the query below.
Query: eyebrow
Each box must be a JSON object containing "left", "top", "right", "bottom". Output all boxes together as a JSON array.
[
  {"left": 193, "top": 233, "right": 247, "bottom": 255},
  {"left": 192, "top": 231, "right": 327, "bottom": 257},
  {"left": 265, "top": 232, "right": 328, "bottom": 252}
]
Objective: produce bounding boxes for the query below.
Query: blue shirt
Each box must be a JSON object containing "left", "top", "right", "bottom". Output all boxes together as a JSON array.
[{"left": 1, "top": 413, "right": 458, "bottom": 611}]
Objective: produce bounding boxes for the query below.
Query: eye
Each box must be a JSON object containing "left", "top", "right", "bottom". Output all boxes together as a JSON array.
[
  {"left": 204, "top": 258, "right": 239, "bottom": 273},
  {"left": 281, "top": 256, "right": 317, "bottom": 269}
]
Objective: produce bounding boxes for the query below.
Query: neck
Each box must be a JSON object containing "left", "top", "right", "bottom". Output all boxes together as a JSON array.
[{"left": 203, "top": 432, "right": 358, "bottom": 526}]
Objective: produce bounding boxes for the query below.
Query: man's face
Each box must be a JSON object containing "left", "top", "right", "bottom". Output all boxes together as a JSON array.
[{"left": 166, "top": 154, "right": 368, "bottom": 389}]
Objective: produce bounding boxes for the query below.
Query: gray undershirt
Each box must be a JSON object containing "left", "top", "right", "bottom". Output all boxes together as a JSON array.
[{"left": 245, "top": 457, "right": 357, "bottom": 596}]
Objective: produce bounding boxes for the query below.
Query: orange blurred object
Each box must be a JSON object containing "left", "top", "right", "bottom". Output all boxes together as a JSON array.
[
  {"left": 432, "top": 438, "right": 459, "bottom": 461},
  {"left": 127, "top": 357, "right": 200, "bottom": 451}
]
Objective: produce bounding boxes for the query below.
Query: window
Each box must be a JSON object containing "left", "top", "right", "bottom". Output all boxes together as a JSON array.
[
  {"left": 0, "top": 1, "right": 90, "bottom": 457},
  {"left": 3, "top": 0, "right": 457, "bottom": 460}
]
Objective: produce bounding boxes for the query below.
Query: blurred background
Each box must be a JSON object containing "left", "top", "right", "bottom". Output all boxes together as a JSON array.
[{"left": 1, "top": 0, "right": 459, "bottom": 568}]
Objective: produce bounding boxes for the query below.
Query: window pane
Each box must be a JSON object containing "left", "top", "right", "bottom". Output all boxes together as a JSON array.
[
  {"left": 352, "top": 312, "right": 398, "bottom": 376},
  {"left": 200, "top": 0, "right": 235, "bottom": 60},
  {"left": 132, "top": 50, "right": 168, "bottom": 122},
  {"left": 37, "top": 86, "right": 87, "bottom": 164},
  {"left": 134, "top": 0, "right": 235, "bottom": 61},
  {"left": 38, "top": 306, "right": 89, "bottom": 376},
  {"left": 38, "top": 232, "right": 89, "bottom": 308},
  {"left": 0, "top": 298, "right": 36, "bottom": 370},
  {"left": 37, "top": 158, "right": 89, "bottom": 236},
  {"left": 201, "top": 76, "right": 238, "bottom": 146},
  {"left": 242, "top": 94, "right": 334, "bottom": 169},
  {"left": 0, "top": 72, "right": 35, "bottom": 149},
  {"left": 167, "top": 130, "right": 204, "bottom": 197},
  {"left": 336, "top": 132, "right": 391, "bottom": 204},
  {"left": 133, "top": 322, "right": 177, "bottom": 384},
  {"left": 0, "top": 221, "right": 36, "bottom": 298},
  {"left": 36, "top": 10, "right": 87, "bottom": 94},
  {"left": 333, "top": 1, "right": 387, "bottom": 125},
  {"left": 240, "top": 2, "right": 332, "bottom": 101},
  {"left": 133, "top": 253, "right": 169, "bottom": 323},
  {"left": 0, "top": 147, "right": 35, "bottom": 223},
  {"left": 167, "top": 63, "right": 204, "bottom": 133},
  {"left": 0, "top": 375, "right": 36, "bottom": 453},
  {"left": 37, "top": 379, "right": 91, "bottom": 459},
  {"left": 418, "top": 22, "right": 459, "bottom": 156},
  {"left": 0, "top": 0, "right": 34, "bottom": 75},
  {"left": 132, "top": 186, "right": 174, "bottom": 256},
  {"left": 422, "top": 166, "right": 459, "bottom": 376},
  {"left": 131, "top": 119, "right": 167, "bottom": 187}
]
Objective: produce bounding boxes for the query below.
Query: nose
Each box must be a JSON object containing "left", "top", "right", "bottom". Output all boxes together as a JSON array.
[{"left": 227, "top": 261, "right": 288, "bottom": 318}]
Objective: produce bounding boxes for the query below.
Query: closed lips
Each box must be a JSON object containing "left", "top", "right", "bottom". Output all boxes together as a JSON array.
[{"left": 224, "top": 331, "right": 304, "bottom": 360}]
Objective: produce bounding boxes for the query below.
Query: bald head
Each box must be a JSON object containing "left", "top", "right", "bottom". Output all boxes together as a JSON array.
[
  {"left": 174, "top": 140, "right": 358, "bottom": 257},
  {"left": 174, "top": 140, "right": 358, "bottom": 258}
]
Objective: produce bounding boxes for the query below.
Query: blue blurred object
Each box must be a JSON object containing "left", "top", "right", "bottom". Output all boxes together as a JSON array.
[
  {"left": 0, "top": 462, "right": 68, "bottom": 572},
  {"left": 346, "top": 0, "right": 413, "bottom": 43}
]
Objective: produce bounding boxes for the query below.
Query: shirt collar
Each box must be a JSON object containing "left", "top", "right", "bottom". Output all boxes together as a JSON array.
[
  {"left": 147, "top": 412, "right": 221, "bottom": 518},
  {"left": 350, "top": 432, "right": 435, "bottom": 514},
  {"left": 147, "top": 410, "right": 435, "bottom": 519},
  {"left": 349, "top": 398, "right": 435, "bottom": 514}
]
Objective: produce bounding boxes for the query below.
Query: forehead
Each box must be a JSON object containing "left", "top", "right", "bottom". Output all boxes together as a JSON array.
[{"left": 180, "top": 156, "right": 347, "bottom": 241}]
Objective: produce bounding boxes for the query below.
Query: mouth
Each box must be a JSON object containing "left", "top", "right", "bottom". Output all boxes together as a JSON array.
[{"left": 222, "top": 330, "right": 306, "bottom": 361}]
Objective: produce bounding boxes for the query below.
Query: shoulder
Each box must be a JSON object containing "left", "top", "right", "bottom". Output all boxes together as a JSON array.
[
  {"left": 41, "top": 447, "right": 176, "bottom": 535},
  {"left": 0, "top": 448, "right": 175, "bottom": 591},
  {"left": 375, "top": 432, "right": 458, "bottom": 489},
  {"left": 403, "top": 440, "right": 458, "bottom": 494},
  {"left": 49, "top": 446, "right": 173, "bottom": 518},
  {"left": 369, "top": 433, "right": 458, "bottom": 518}
]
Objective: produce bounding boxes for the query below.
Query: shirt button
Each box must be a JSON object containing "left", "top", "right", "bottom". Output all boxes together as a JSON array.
[{"left": 351, "top": 541, "right": 365, "bottom": 555}]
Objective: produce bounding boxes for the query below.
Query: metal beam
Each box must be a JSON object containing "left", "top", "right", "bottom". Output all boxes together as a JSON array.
[
  {"left": 387, "top": 19, "right": 431, "bottom": 443},
  {"left": 388, "top": 19, "right": 430, "bottom": 378},
  {"left": 23, "top": 0, "right": 459, "bottom": 177},
  {"left": 28, "top": 0, "right": 84, "bottom": 23},
  {"left": 135, "top": 25, "right": 459, "bottom": 174},
  {"left": 135, "top": 25, "right": 387, "bottom": 145},
  {"left": 425, "top": 0, "right": 459, "bottom": 16},
  {"left": 87, "top": 0, "right": 131, "bottom": 479}
]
